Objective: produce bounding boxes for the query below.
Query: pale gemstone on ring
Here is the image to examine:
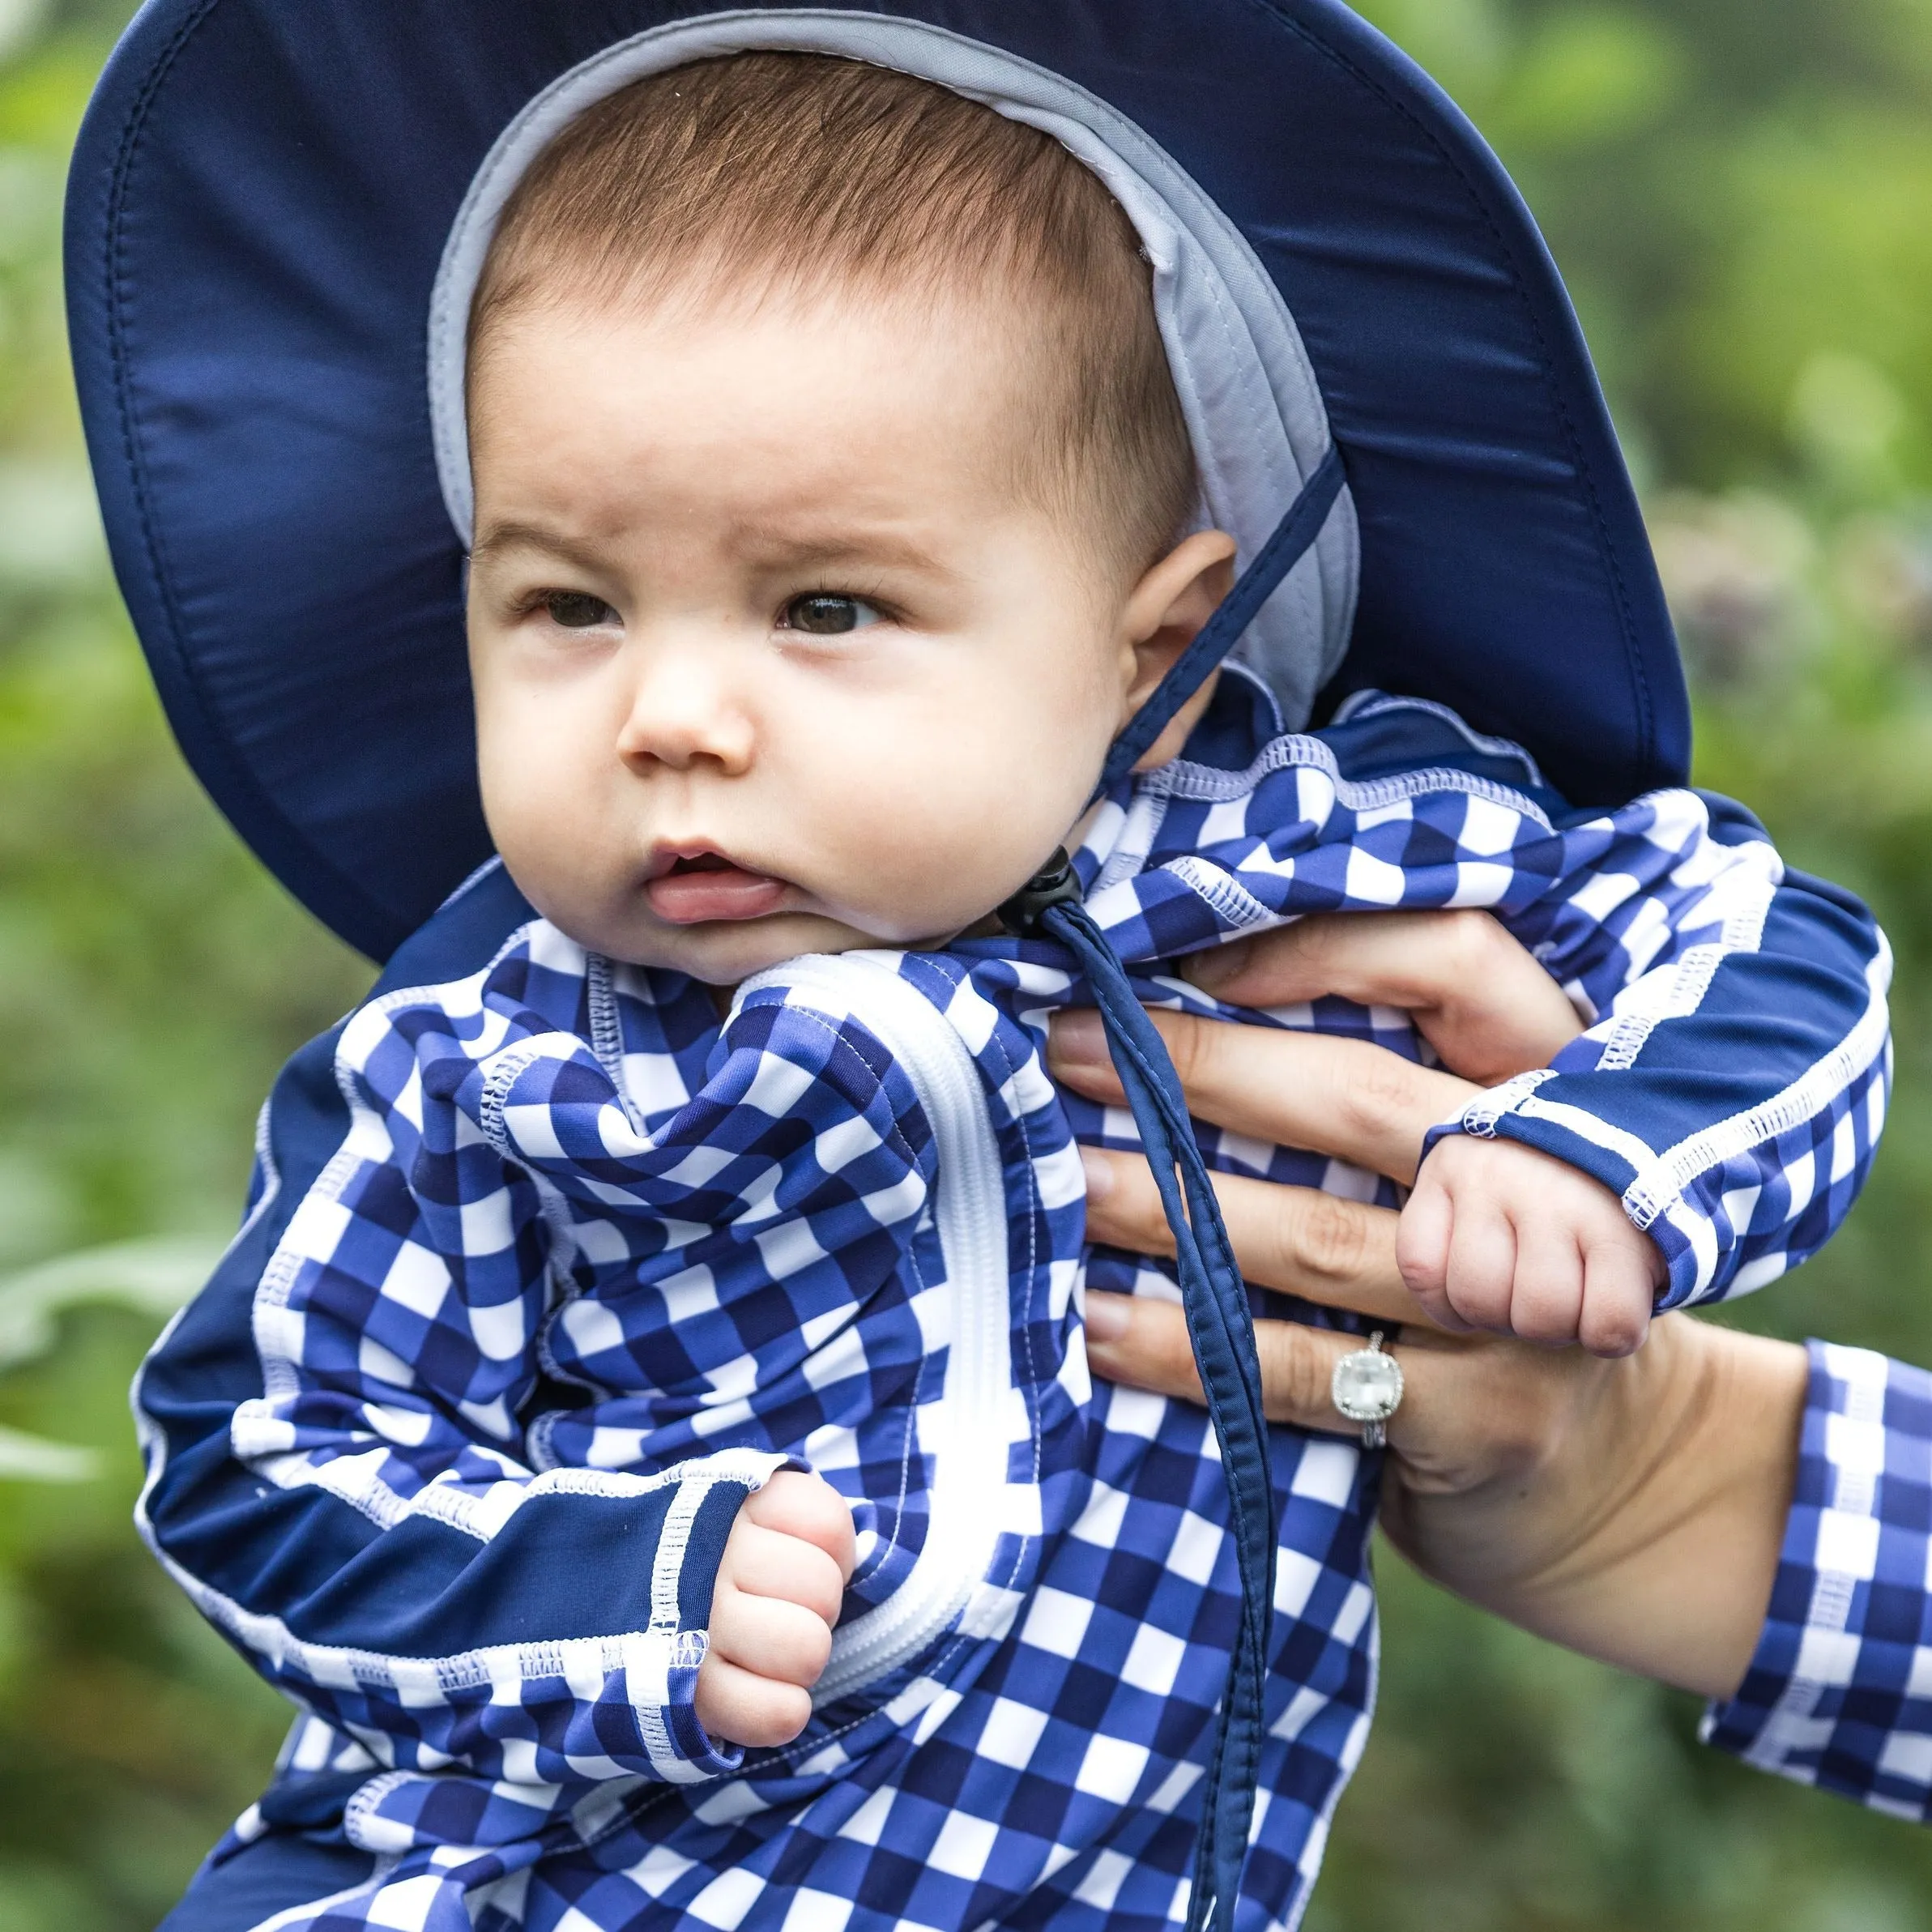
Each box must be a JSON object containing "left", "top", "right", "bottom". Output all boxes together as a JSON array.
[{"left": 1331, "top": 1340, "right": 1403, "bottom": 1425}]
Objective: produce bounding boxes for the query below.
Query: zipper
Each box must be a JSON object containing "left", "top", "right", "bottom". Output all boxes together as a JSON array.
[{"left": 732, "top": 953, "right": 1016, "bottom": 1707}]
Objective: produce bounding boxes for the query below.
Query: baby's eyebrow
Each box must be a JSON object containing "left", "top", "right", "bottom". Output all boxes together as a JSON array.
[
  {"left": 735, "top": 528, "right": 953, "bottom": 578},
  {"left": 468, "top": 521, "right": 608, "bottom": 576}
]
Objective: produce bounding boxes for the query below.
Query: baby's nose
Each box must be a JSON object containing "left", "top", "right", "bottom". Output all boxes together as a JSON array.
[{"left": 615, "top": 656, "right": 755, "bottom": 774}]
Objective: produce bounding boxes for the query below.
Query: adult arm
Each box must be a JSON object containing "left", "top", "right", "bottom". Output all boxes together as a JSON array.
[
  {"left": 1094, "top": 1260, "right": 1932, "bottom": 1815},
  {"left": 1068, "top": 912, "right": 1932, "bottom": 1814},
  {"left": 1053, "top": 936, "right": 1802, "bottom": 1699}
]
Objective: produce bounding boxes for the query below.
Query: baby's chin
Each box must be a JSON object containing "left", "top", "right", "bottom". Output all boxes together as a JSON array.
[{"left": 586, "top": 906, "right": 936, "bottom": 987}]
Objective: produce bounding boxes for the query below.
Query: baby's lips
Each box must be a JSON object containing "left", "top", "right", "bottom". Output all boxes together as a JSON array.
[{"left": 644, "top": 862, "right": 789, "bottom": 923}]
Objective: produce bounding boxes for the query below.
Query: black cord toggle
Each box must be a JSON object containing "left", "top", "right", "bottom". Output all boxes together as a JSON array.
[{"left": 996, "top": 847, "right": 1082, "bottom": 936}]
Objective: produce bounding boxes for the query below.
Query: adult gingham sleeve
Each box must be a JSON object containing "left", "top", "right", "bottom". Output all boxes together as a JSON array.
[
  {"left": 1703, "top": 1342, "right": 1932, "bottom": 1818},
  {"left": 132, "top": 973, "right": 934, "bottom": 1798}
]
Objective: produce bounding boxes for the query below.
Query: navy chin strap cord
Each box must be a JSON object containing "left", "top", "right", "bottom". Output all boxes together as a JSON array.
[
  {"left": 1000, "top": 446, "right": 1345, "bottom": 1932},
  {"left": 1096, "top": 446, "right": 1345, "bottom": 798}
]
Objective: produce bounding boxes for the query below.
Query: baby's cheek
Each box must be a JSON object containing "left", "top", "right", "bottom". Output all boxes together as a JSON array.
[{"left": 814, "top": 768, "right": 996, "bottom": 927}]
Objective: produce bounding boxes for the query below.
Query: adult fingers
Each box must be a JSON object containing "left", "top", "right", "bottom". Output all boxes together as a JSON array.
[
  {"left": 1085, "top": 1290, "right": 1377, "bottom": 1431},
  {"left": 1086, "top": 1293, "right": 1523, "bottom": 1482},
  {"left": 1050, "top": 1008, "right": 1474, "bottom": 1185},
  {"left": 693, "top": 1653, "right": 812, "bottom": 1749},
  {"left": 1079, "top": 1145, "right": 1426, "bottom": 1325},
  {"left": 1181, "top": 911, "right": 1584, "bottom": 1086}
]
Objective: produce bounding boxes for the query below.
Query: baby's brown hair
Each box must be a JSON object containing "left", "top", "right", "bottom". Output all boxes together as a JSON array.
[{"left": 470, "top": 52, "right": 1198, "bottom": 575}]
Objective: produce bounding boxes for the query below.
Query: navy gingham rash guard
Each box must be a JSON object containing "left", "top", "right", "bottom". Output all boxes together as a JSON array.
[{"left": 135, "top": 677, "right": 1890, "bottom": 1932}]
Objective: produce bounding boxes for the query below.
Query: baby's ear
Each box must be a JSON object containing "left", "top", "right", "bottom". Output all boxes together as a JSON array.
[{"left": 1121, "top": 531, "right": 1239, "bottom": 772}]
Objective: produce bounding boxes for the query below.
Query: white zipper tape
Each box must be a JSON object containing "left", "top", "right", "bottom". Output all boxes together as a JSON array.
[{"left": 734, "top": 954, "right": 1016, "bottom": 1705}]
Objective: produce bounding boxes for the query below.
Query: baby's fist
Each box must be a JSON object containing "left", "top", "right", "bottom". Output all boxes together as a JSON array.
[
  {"left": 1397, "top": 1137, "right": 1664, "bottom": 1357},
  {"left": 694, "top": 1470, "right": 855, "bottom": 1749}
]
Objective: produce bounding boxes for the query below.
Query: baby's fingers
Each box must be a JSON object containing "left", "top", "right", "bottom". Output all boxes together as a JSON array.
[
  {"left": 721, "top": 1517, "right": 847, "bottom": 1627},
  {"left": 693, "top": 1651, "right": 813, "bottom": 1749},
  {"left": 1576, "top": 1246, "right": 1657, "bottom": 1358},
  {"left": 1501, "top": 1221, "right": 1585, "bottom": 1346},
  {"left": 743, "top": 1470, "right": 857, "bottom": 1580},
  {"left": 709, "top": 1574, "right": 836, "bottom": 1688},
  {"left": 1440, "top": 1199, "right": 1519, "bottom": 1334},
  {"left": 1392, "top": 1169, "right": 1466, "bottom": 1331}
]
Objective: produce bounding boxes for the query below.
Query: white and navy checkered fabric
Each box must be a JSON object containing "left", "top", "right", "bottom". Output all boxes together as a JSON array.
[
  {"left": 1704, "top": 1341, "right": 1932, "bottom": 1815},
  {"left": 137, "top": 680, "right": 1888, "bottom": 1932}
]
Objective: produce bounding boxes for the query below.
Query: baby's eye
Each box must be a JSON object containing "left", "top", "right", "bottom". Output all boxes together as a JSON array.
[
  {"left": 542, "top": 591, "right": 617, "bottom": 629},
  {"left": 779, "top": 593, "right": 882, "bottom": 636}
]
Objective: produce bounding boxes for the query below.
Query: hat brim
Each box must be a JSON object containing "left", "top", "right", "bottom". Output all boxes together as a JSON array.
[{"left": 66, "top": 0, "right": 1687, "bottom": 962}]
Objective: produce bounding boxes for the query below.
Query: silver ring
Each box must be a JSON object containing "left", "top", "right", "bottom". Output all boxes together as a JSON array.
[{"left": 1331, "top": 1329, "right": 1404, "bottom": 1450}]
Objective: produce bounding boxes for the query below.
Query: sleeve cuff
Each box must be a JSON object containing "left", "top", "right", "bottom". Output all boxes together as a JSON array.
[
  {"left": 1701, "top": 1341, "right": 1932, "bottom": 1817},
  {"left": 1421, "top": 1076, "right": 1702, "bottom": 1307}
]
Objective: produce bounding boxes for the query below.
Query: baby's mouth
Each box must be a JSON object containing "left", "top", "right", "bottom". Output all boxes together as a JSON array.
[{"left": 645, "top": 849, "right": 791, "bottom": 924}]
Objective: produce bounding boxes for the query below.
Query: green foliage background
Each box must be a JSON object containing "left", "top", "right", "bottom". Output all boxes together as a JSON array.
[{"left": 2, "top": 0, "right": 1931, "bottom": 1923}]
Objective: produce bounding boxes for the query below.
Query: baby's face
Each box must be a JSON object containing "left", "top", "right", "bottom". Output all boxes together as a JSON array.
[{"left": 466, "top": 286, "right": 1222, "bottom": 982}]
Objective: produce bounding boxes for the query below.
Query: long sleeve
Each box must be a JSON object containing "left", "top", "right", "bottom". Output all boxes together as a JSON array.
[
  {"left": 1444, "top": 793, "right": 1890, "bottom": 1307},
  {"left": 133, "top": 960, "right": 934, "bottom": 1798},
  {"left": 1110, "top": 692, "right": 1891, "bottom": 1309},
  {"left": 1703, "top": 1341, "right": 1932, "bottom": 1817}
]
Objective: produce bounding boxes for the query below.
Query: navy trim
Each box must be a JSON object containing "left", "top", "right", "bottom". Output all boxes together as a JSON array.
[
  {"left": 134, "top": 870, "right": 713, "bottom": 1662},
  {"left": 159, "top": 1833, "right": 377, "bottom": 1932}
]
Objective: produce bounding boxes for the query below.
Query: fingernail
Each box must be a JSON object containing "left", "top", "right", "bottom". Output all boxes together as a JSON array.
[
  {"left": 1077, "top": 1145, "right": 1114, "bottom": 1202},
  {"left": 1049, "top": 1009, "right": 1107, "bottom": 1067},
  {"left": 1083, "top": 1292, "right": 1130, "bottom": 1341},
  {"left": 1183, "top": 937, "right": 1250, "bottom": 993}
]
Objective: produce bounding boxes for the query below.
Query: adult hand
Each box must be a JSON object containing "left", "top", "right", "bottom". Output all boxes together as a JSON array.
[
  {"left": 1184, "top": 906, "right": 1584, "bottom": 1085},
  {"left": 1049, "top": 911, "right": 1804, "bottom": 1700},
  {"left": 1061, "top": 906, "right": 1659, "bottom": 1354},
  {"left": 1080, "top": 1290, "right": 1800, "bottom": 1700}
]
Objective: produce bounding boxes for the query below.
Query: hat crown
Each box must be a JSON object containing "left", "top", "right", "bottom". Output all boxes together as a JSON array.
[{"left": 67, "top": 0, "right": 1684, "bottom": 959}]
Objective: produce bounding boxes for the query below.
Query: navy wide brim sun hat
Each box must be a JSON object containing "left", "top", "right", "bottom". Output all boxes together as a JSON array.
[{"left": 65, "top": 0, "right": 1688, "bottom": 965}]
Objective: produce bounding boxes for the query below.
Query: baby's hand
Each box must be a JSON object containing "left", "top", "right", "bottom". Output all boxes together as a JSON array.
[
  {"left": 1396, "top": 1137, "right": 1665, "bottom": 1357},
  {"left": 693, "top": 1470, "right": 856, "bottom": 1748}
]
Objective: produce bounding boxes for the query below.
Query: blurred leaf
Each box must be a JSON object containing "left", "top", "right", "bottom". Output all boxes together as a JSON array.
[
  {"left": 0, "top": 457, "right": 106, "bottom": 588},
  {"left": 1490, "top": 7, "right": 1688, "bottom": 151},
  {"left": 0, "top": 0, "right": 49, "bottom": 68},
  {"left": 1355, "top": 0, "right": 1514, "bottom": 100},
  {"left": 0, "top": 1236, "right": 221, "bottom": 1372},
  {"left": 0, "top": 1422, "right": 92, "bottom": 1481}
]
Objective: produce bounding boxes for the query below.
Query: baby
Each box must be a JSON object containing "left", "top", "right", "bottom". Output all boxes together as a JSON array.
[
  {"left": 139, "top": 52, "right": 1886, "bottom": 1932},
  {"left": 460, "top": 52, "right": 1665, "bottom": 1734}
]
